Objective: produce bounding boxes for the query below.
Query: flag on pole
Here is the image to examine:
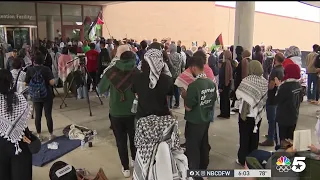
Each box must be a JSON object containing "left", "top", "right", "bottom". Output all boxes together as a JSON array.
[
  {"left": 88, "top": 11, "right": 103, "bottom": 41},
  {"left": 215, "top": 33, "right": 223, "bottom": 46},
  {"left": 211, "top": 33, "right": 224, "bottom": 51}
]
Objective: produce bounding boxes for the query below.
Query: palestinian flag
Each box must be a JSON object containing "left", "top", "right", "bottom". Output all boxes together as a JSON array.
[
  {"left": 215, "top": 33, "right": 223, "bottom": 46},
  {"left": 88, "top": 11, "right": 104, "bottom": 41},
  {"left": 211, "top": 33, "right": 224, "bottom": 51}
]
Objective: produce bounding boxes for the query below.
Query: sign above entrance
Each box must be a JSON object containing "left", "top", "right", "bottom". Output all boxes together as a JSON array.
[{"left": 0, "top": 14, "right": 33, "bottom": 20}]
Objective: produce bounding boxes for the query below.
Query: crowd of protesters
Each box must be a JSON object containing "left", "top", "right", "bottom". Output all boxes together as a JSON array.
[{"left": 1, "top": 35, "right": 320, "bottom": 180}]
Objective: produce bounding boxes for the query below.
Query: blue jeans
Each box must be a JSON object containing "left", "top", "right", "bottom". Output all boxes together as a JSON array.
[
  {"left": 307, "top": 73, "right": 318, "bottom": 100},
  {"left": 266, "top": 103, "right": 277, "bottom": 141}
]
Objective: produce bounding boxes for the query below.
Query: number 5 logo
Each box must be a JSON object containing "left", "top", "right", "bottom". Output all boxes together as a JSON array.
[{"left": 291, "top": 157, "right": 306, "bottom": 173}]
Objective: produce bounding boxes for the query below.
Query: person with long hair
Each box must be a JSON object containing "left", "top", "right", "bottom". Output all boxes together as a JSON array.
[
  {"left": 26, "top": 53, "right": 55, "bottom": 141},
  {"left": 236, "top": 60, "right": 268, "bottom": 166},
  {"left": 0, "top": 69, "right": 32, "bottom": 180}
]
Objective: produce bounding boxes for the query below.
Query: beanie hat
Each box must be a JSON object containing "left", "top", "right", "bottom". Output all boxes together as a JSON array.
[{"left": 49, "top": 161, "right": 77, "bottom": 180}]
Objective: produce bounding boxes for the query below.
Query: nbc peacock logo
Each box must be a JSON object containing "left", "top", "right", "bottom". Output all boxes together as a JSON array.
[{"left": 275, "top": 156, "right": 292, "bottom": 172}]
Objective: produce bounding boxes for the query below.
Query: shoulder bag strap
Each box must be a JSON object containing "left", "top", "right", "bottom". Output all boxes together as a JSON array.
[{"left": 14, "top": 70, "right": 22, "bottom": 90}]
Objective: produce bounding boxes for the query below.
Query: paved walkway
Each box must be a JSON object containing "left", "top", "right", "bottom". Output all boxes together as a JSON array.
[{"left": 30, "top": 92, "right": 320, "bottom": 180}]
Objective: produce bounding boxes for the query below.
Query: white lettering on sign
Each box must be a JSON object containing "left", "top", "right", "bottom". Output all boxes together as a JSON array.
[
  {"left": 200, "top": 87, "right": 215, "bottom": 106},
  {"left": 0, "top": 14, "right": 33, "bottom": 20}
]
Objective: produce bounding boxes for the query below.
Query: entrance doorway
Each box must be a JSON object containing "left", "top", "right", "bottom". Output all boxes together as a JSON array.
[{"left": 6, "top": 27, "right": 30, "bottom": 49}]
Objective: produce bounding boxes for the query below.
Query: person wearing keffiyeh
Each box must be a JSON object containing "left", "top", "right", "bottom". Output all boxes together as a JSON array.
[
  {"left": 168, "top": 43, "right": 185, "bottom": 108},
  {"left": 184, "top": 56, "right": 217, "bottom": 179},
  {"left": 0, "top": 69, "right": 32, "bottom": 180},
  {"left": 132, "top": 44, "right": 191, "bottom": 180},
  {"left": 235, "top": 60, "right": 268, "bottom": 166},
  {"left": 98, "top": 51, "right": 138, "bottom": 178}
]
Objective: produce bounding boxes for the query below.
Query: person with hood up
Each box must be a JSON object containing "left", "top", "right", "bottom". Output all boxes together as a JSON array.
[
  {"left": 168, "top": 43, "right": 185, "bottom": 108},
  {"left": 218, "top": 50, "right": 233, "bottom": 119},
  {"left": 283, "top": 46, "right": 302, "bottom": 69},
  {"left": 98, "top": 51, "right": 139, "bottom": 178},
  {"left": 274, "top": 63, "right": 302, "bottom": 150},
  {"left": 235, "top": 60, "right": 268, "bottom": 166},
  {"left": 231, "top": 46, "right": 244, "bottom": 112}
]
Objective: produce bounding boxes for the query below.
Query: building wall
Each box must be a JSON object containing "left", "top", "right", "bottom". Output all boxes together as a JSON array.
[{"left": 102, "top": 2, "right": 320, "bottom": 51}]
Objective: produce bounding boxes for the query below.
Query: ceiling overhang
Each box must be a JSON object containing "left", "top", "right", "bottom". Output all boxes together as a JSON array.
[
  {"left": 38, "top": 1, "right": 125, "bottom": 5},
  {"left": 299, "top": 1, "right": 320, "bottom": 8}
]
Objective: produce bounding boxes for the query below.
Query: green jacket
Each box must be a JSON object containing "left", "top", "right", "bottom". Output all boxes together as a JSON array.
[{"left": 98, "top": 59, "right": 136, "bottom": 117}]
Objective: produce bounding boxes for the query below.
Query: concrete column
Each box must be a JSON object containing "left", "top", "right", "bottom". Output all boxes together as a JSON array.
[
  {"left": 234, "top": 2, "right": 255, "bottom": 57},
  {"left": 46, "top": 15, "right": 54, "bottom": 41}
]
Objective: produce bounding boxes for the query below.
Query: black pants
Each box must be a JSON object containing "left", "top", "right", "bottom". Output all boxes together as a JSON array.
[
  {"left": 110, "top": 115, "right": 136, "bottom": 170},
  {"left": 237, "top": 116, "right": 261, "bottom": 165},
  {"left": 34, "top": 98, "right": 54, "bottom": 134},
  {"left": 219, "top": 85, "right": 231, "bottom": 117},
  {"left": 185, "top": 121, "right": 210, "bottom": 179},
  {"left": 275, "top": 123, "right": 296, "bottom": 146},
  {"left": 87, "top": 71, "right": 97, "bottom": 91},
  {"left": 0, "top": 137, "right": 32, "bottom": 180}
]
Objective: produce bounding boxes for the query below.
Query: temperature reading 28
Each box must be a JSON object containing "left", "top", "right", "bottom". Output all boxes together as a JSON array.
[{"left": 259, "top": 171, "right": 266, "bottom": 176}]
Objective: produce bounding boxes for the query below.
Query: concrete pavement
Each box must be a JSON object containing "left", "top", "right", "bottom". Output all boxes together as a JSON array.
[{"left": 29, "top": 92, "right": 320, "bottom": 180}]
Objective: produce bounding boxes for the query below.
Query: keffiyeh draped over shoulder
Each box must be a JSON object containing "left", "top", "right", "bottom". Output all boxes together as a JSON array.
[
  {"left": 100, "top": 44, "right": 131, "bottom": 78},
  {"left": 0, "top": 93, "right": 31, "bottom": 154},
  {"left": 144, "top": 49, "right": 172, "bottom": 89},
  {"left": 133, "top": 115, "right": 190, "bottom": 180},
  {"left": 236, "top": 74, "right": 268, "bottom": 133}
]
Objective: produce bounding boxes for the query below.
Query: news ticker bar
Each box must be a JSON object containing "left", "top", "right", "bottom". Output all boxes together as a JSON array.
[{"left": 188, "top": 169, "right": 271, "bottom": 177}]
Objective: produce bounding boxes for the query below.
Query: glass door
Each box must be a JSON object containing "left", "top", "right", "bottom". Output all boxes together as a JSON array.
[{"left": 13, "top": 27, "right": 30, "bottom": 49}]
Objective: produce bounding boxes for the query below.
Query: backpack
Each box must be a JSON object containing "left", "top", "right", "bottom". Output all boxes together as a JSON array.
[
  {"left": 28, "top": 68, "right": 47, "bottom": 99},
  {"left": 208, "top": 53, "right": 219, "bottom": 76}
]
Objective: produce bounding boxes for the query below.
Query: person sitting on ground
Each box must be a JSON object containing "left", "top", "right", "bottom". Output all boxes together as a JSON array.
[
  {"left": 235, "top": 60, "right": 268, "bottom": 166},
  {"left": 98, "top": 51, "right": 139, "bottom": 178},
  {"left": 245, "top": 143, "right": 320, "bottom": 180},
  {"left": 0, "top": 69, "right": 33, "bottom": 180},
  {"left": 274, "top": 63, "right": 302, "bottom": 150}
]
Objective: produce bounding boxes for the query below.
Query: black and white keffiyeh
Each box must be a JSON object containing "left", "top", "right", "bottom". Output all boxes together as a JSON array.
[
  {"left": 236, "top": 75, "right": 268, "bottom": 133},
  {"left": 133, "top": 115, "right": 181, "bottom": 180},
  {"left": 144, "top": 49, "right": 172, "bottom": 89},
  {"left": 0, "top": 93, "right": 31, "bottom": 154}
]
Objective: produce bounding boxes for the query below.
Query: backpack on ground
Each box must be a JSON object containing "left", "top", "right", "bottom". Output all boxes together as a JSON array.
[
  {"left": 208, "top": 53, "right": 219, "bottom": 76},
  {"left": 28, "top": 68, "right": 47, "bottom": 99}
]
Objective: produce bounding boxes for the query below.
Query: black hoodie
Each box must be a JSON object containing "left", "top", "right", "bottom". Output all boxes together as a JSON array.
[{"left": 97, "top": 48, "right": 111, "bottom": 81}]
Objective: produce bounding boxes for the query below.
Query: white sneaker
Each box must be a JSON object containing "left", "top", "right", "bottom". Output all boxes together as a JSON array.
[
  {"left": 230, "top": 111, "right": 236, "bottom": 115},
  {"left": 121, "top": 167, "right": 131, "bottom": 178}
]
